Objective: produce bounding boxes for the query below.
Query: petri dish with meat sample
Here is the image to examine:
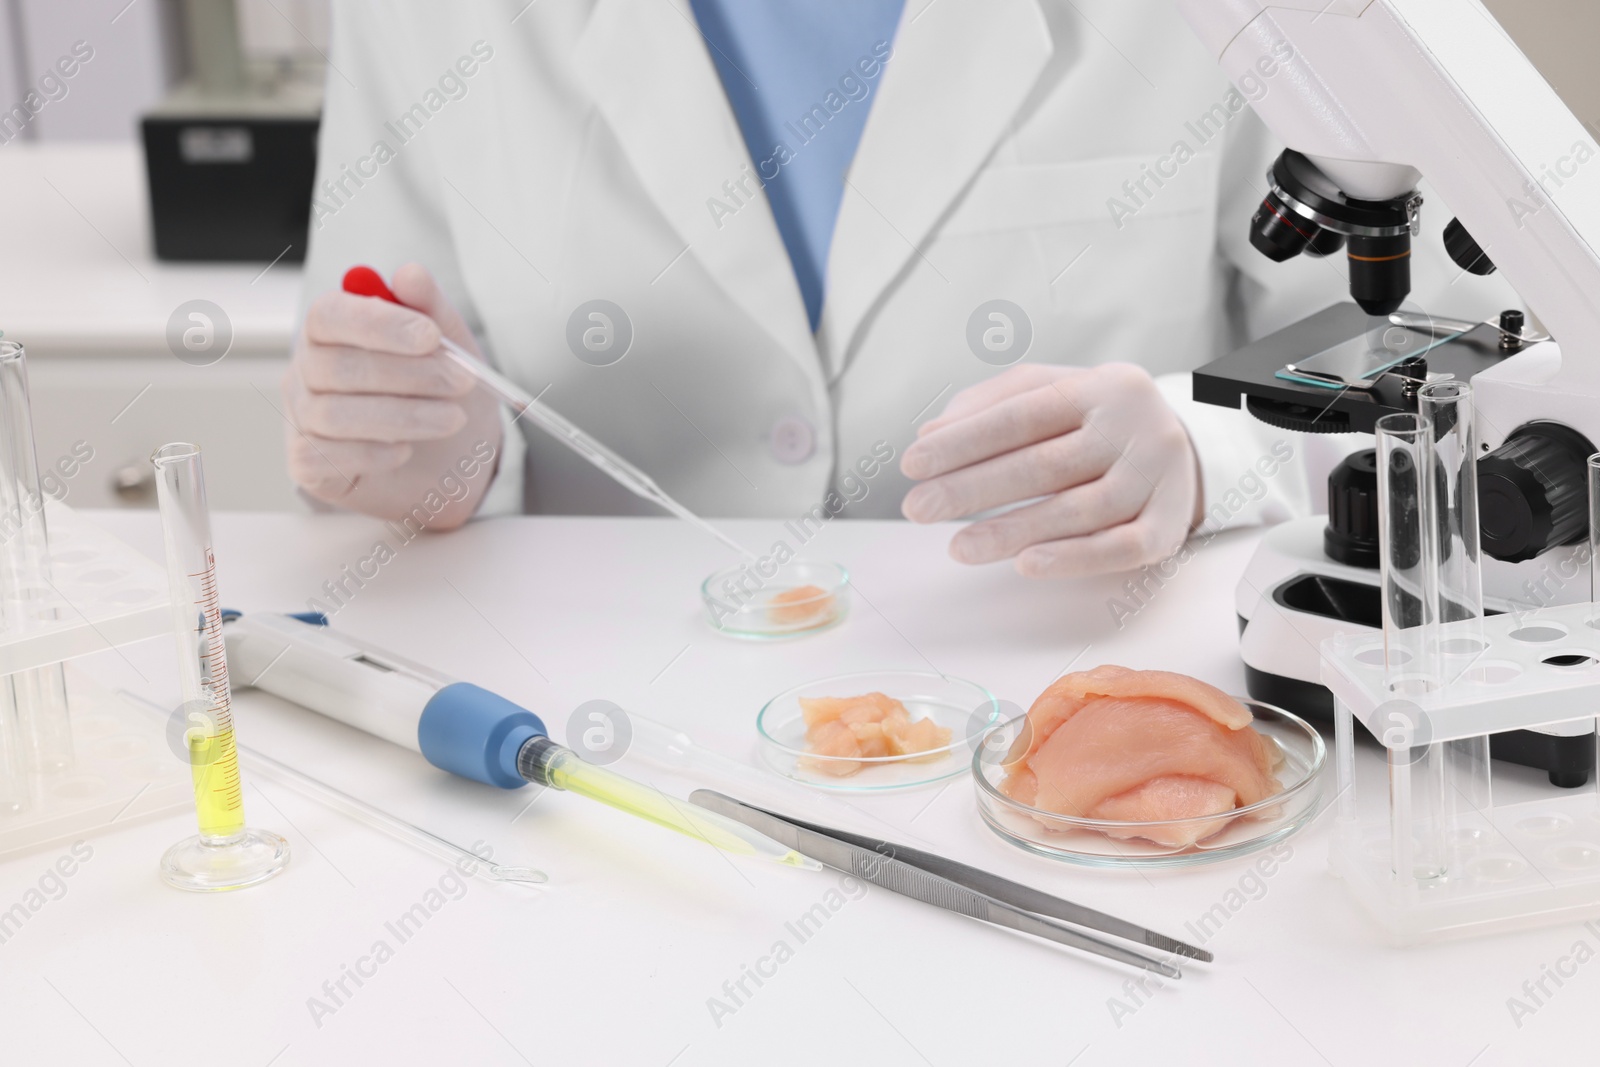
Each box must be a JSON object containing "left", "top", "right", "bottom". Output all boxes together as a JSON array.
[
  {"left": 702, "top": 560, "right": 850, "bottom": 639},
  {"left": 758, "top": 671, "right": 1001, "bottom": 790},
  {"left": 972, "top": 678, "right": 1323, "bottom": 868}
]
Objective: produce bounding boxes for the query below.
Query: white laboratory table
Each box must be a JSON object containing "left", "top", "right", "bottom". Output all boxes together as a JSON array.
[{"left": 0, "top": 511, "right": 1588, "bottom": 1066}]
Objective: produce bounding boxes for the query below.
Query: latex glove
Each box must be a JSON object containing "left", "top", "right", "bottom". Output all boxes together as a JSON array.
[
  {"left": 283, "top": 263, "right": 500, "bottom": 522},
  {"left": 900, "top": 363, "right": 1201, "bottom": 578}
]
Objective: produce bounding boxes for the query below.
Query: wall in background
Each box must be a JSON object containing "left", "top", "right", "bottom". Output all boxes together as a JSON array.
[
  {"left": 4, "top": 0, "right": 178, "bottom": 141},
  {"left": 0, "top": 4, "right": 20, "bottom": 127},
  {"left": 0, "top": 1, "right": 1584, "bottom": 138},
  {"left": 1480, "top": 0, "right": 1598, "bottom": 129},
  {"left": 0, "top": 0, "right": 328, "bottom": 143}
]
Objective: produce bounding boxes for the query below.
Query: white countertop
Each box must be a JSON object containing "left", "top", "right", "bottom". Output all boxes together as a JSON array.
[
  {"left": 0, "top": 511, "right": 1586, "bottom": 1066},
  {"left": 0, "top": 143, "right": 301, "bottom": 358}
]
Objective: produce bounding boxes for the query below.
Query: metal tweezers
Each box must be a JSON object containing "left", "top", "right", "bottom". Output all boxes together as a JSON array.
[{"left": 691, "top": 790, "right": 1211, "bottom": 978}]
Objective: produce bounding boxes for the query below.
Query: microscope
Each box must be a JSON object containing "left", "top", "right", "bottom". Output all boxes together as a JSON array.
[{"left": 1179, "top": 0, "right": 1600, "bottom": 785}]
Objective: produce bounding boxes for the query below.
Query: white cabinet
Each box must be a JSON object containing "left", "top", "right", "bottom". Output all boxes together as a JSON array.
[{"left": 27, "top": 355, "right": 297, "bottom": 511}]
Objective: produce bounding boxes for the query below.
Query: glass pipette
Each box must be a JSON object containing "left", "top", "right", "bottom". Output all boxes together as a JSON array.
[
  {"left": 117, "top": 689, "right": 546, "bottom": 884},
  {"left": 517, "top": 737, "right": 820, "bottom": 870},
  {"left": 152, "top": 443, "right": 290, "bottom": 891},
  {"left": 342, "top": 266, "right": 754, "bottom": 560},
  {"left": 626, "top": 714, "right": 937, "bottom": 847}
]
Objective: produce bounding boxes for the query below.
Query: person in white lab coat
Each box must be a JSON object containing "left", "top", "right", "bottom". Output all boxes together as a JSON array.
[{"left": 284, "top": 0, "right": 1510, "bottom": 576}]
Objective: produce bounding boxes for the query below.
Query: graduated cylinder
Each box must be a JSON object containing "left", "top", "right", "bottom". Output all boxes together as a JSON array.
[{"left": 152, "top": 442, "right": 287, "bottom": 891}]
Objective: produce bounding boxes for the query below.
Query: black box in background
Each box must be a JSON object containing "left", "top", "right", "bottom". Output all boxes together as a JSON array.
[{"left": 142, "top": 112, "right": 319, "bottom": 262}]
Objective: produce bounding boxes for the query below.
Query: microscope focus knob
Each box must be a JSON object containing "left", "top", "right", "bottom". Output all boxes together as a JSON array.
[
  {"left": 1477, "top": 423, "right": 1594, "bottom": 564},
  {"left": 1325, "top": 449, "right": 1380, "bottom": 568},
  {"left": 1443, "top": 218, "right": 1496, "bottom": 276}
]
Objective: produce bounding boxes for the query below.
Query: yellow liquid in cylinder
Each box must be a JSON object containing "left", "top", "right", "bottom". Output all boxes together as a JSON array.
[{"left": 188, "top": 726, "right": 245, "bottom": 840}]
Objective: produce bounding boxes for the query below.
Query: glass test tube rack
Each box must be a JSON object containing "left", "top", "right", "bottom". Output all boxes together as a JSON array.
[{"left": 1325, "top": 606, "right": 1600, "bottom": 942}]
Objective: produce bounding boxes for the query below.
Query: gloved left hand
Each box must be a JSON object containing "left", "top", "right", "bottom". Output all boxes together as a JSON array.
[{"left": 899, "top": 363, "right": 1202, "bottom": 578}]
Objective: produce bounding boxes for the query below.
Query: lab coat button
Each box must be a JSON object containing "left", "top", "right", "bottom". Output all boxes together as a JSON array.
[{"left": 769, "top": 416, "right": 815, "bottom": 464}]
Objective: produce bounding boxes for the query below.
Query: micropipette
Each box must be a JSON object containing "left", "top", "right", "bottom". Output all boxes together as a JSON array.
[
  {"left": 222, "top": 612, "right": 819, "bottom": 872},
  {"left": 152, "top": 443, "right": 290, "bottom": 891},
  {"left": 342, "top": 266, "right": 754, "bottom": 560},
  {"left": 118, "top": 689, "right": 546, "bottom": 885}
]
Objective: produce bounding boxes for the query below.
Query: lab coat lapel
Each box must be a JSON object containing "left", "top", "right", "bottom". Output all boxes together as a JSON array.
[
  {"left": 573, "top": 0, "right": 817, "bottom": 378},
  {"left": 820, "top": 0, "right": 1053, "bottom": 377}
]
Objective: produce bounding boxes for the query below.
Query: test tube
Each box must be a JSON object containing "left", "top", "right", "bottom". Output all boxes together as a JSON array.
[
  {"left": 0, "top": 341, "right": 72, "bottom": 776},
  {"left": 153, "top": 443, "right": 289, "bottom": 891},
  {"left": 0, "top": 342, "right": 24, "bottom": 807},
  {"left": 1419, "top": 383, "right": 1481, "bottom": 627},
  {"left": 1588, "top": 453, "right": 1600, "bottom": 812},
  {"left": 1589, "top": 453, "right": 1600, "bottom": 604},
  {"left": 1376, "top": 412, "right": 1448, "bottom": 883},
  {"left": 1377, "top": 412, "right": 1439, "bottom": 678},
  {"left": 0, "top": 685, "right": 24, "bottom": 814},
  {"left": 1418, "top": 381, "right": 1490, "bottom": 819}
]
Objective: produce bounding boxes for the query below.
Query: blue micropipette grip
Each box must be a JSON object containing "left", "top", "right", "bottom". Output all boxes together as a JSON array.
[{"left": 417, "top": 682, "right": 548, "bottom": 790}]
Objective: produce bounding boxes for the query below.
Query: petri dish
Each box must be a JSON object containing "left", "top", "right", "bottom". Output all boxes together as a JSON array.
[
  {"left": 702, "top": 559, "right": 850, "bottom": 639},
  {"left": 757, "top": 670, "right": 1000, "bottom": 791},
  {"left": 972, "top": 699, "right": 1325, "bottom": 869}
]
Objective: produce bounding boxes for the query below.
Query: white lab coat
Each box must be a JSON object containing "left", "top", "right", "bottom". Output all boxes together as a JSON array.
[{"left": 300, "top": 0, "right": 1515, "bottom": 524}]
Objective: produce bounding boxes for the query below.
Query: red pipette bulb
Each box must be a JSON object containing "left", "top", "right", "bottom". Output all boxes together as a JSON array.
[{"left": 342, "top": 265, "right": 400, "bottom": 304}]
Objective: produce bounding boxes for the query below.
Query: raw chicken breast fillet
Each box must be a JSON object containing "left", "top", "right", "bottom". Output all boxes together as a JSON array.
[{"left": 999, "top": 665, "right": 1281, "bottom": 847}]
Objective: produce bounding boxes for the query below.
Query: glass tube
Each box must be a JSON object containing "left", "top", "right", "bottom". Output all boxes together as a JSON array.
[
  {"left": 0, "top": 341, "right": 72, "bottom": 777},
  {"left": 1418, "top": 382, "right": 1491, "bottom": 822},
  {"left": 1376, "top": 412, "right": 1448, "bottom": 883},
  {"left": 153, "top": 443, "right": 289, "bottom": 891}
]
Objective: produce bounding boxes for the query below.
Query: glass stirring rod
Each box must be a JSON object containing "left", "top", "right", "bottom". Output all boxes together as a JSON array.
[
  {"left": 240, "top": 745, "right": 549, "bottom": 884},
  {"left": 117, "top": 690, "right": 546, "bottom": 885},
  {"left": 342, "top": 267, "right": 754, "bottom": 560}
]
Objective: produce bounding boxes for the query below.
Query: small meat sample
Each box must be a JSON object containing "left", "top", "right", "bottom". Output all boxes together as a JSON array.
[
  {"left": 999, "top": 665, "right": 1281, "bottom": 847},
  {"left": 767, "top": 585, "right": 836, "bottom": 627},
  {"left": 799, "top": 692, "right": 952, "bottom": 777}
]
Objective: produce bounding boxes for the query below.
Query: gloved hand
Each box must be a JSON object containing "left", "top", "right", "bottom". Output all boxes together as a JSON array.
[
  {"left": 283, "top": 263, "right": 501, "bottom": 523},
  {"left": 900, "top": 363, "right": 1202, "bottom": 578}
]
